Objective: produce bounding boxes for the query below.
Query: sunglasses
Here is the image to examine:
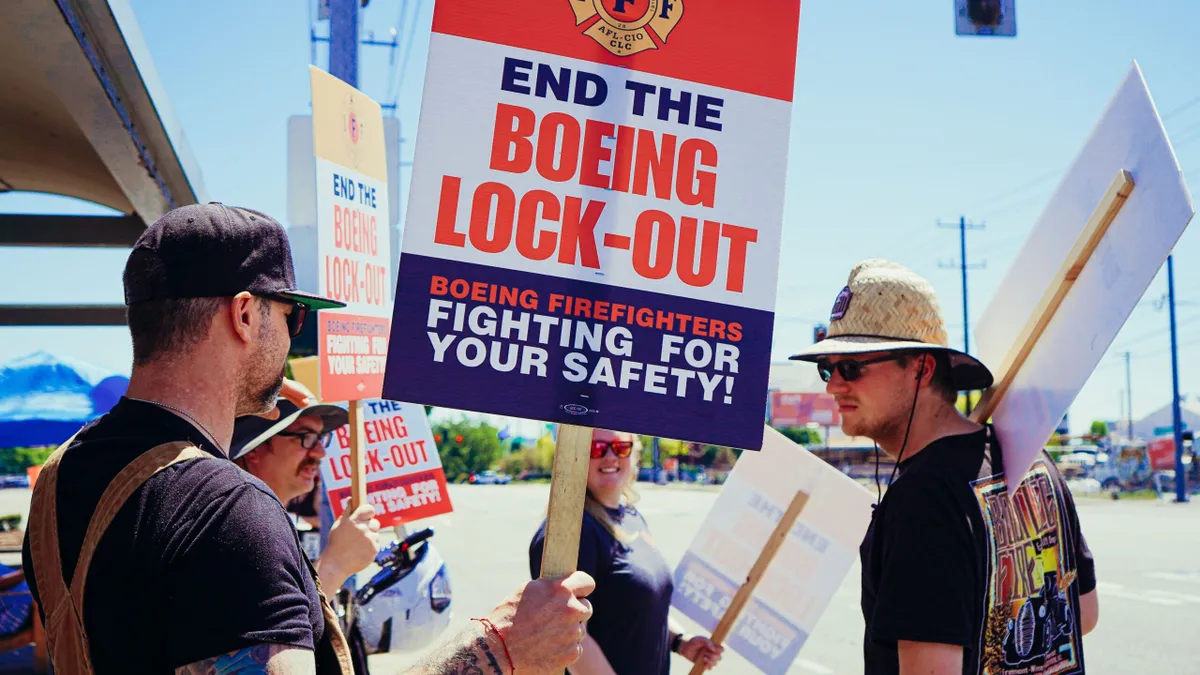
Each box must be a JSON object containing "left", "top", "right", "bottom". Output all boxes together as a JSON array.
[
  {"left": 591, "top": 440, "right": 634, "bottom": 459},
  {"left": 816, "top": 354, "right": 903, "bottom": 383},
  {"left": 276, "top": 429, "right": 331, "bottom": 450},
  {"left": 260, "top": 294, "right": 309, "bottom": 338}
]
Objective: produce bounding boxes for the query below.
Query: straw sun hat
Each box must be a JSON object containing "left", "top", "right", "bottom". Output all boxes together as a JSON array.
[{"left": 788, "top": 259, "right": 994, "bottom": 391}]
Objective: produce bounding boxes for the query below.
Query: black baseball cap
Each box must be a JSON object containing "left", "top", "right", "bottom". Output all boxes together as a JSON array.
[{"left": 123, "top": 202, "right": 345, "bottom": 310}]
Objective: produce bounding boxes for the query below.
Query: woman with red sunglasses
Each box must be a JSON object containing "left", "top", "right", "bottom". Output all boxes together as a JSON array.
[{"left": 529, "top": 429, "right": 722, "bottom": 674}]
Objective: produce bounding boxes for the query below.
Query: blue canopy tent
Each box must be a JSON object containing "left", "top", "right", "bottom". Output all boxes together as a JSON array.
[{"left": 0, "top": 351, "right": 129, "bottom": 449}]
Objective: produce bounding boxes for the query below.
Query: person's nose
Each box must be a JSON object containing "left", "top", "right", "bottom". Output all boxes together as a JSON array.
[
  {"left": 825, "top": 370, "right": 849, "bottom": 395},
  {"left": 309, "top": 443, "right": 327, "bottom": 460}
]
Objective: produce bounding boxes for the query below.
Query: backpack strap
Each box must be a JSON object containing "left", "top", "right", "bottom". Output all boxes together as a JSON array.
[{"left": 27, "top": 439, "right": 210, "bottom": 674}]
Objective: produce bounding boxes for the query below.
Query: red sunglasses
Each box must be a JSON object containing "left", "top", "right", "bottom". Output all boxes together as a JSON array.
[{"left": 590, "top": 440, "right": 634, "bottom": 459}]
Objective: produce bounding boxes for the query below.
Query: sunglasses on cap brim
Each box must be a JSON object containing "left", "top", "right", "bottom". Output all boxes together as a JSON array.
[
  {"left": 816, "top": 354, "right": 904, "bottom": 383},
  {"left": 591, "top": 440, "right": 634, "bottom": 459},
  {"left": 260, "top": 294, "right": 309, "bottom": 338}
]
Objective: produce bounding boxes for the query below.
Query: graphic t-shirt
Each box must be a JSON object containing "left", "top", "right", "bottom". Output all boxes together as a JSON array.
[
  {"left": 530, "top": 504, "right": 676, "bottom": 675},
  {"left": 860, "top": 426, "right": 1096, "bottom": 675}
]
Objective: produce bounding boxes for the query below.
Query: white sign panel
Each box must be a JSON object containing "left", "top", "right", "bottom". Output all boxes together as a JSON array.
[
  {"left": 319, "top": 398, "right": 453, "bottom": 527},
  {"left": 671, "top": 426, "right": 875, "bottom": 674},
  {"left": 974, "top": 62, "right": 1194, "bottom": 485}
]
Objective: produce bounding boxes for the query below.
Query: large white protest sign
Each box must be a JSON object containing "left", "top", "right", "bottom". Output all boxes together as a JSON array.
[
  {"left": 974, "top": 62, "right": 1195, "bottom": 486},
  {"left": 672, "top": 427, "right": 875, "bottom": 674}
]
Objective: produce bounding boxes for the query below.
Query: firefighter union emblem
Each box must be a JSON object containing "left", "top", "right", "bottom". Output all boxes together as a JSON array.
[{"left": 568, "top": 0, "right": 684, "bottom": 57}]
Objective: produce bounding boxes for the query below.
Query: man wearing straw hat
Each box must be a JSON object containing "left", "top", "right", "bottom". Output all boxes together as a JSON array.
[{"left": 789, "top": 260, "right": 1099, "bottom": 674}]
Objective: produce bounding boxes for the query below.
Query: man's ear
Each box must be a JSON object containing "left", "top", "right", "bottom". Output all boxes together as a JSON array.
[
  {"left": 229, "top": 292, "right": 257, "bottom": 345},
  {"left": 916, "top": 354, "right": 935, "bottom": 385}
]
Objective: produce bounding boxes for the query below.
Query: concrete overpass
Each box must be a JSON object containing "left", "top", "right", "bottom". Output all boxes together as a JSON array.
[{"left": 0, "top": 0, "right": 207, "bottom": 325}]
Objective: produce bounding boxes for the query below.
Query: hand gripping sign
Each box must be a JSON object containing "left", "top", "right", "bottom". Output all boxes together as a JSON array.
[
  {"left": 382, "top": 0, "right": 802, "bottom": 609},
  {"left": 311, "top": 66, "right": 393, "bottom": 510}
]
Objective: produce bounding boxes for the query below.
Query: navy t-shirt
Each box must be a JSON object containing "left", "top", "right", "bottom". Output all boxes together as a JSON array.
[
  {"left": 22, "top": 398, "right": 329, "bottom": 673},
  {"left": 860, "top": 426, "right": 1097, "bottom": 675},
  {"left": 530, "top": 504, "right": 675, "bottom": 675}
]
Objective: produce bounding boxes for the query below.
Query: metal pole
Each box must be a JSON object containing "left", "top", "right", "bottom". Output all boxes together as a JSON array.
[
  {"left": 1168, "top": 255, "right": 1189, "bottom": 502},
  {"left": 1125, "top": 351, "right": 1133, "bottom": 440},
  {"left": 960, "top": 216, "right": 970, "bottom": 356},
  {"left": 329, "top": 0, "right": 359, "bottom": 86},
  {"left": 959, "top": 216, "right": 973, "bottom": 415}
]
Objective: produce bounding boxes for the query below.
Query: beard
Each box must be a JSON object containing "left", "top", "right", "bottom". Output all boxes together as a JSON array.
[{"left": 237, "top": 322, "right": 289, "bottom": 416}]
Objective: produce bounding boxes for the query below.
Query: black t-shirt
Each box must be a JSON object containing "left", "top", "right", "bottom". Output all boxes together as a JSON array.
[
  {"left": 21, "top": 398, "right": 328, "bottom": 673},
  {"left": 860, "top": 426, "right": 1097, "bottom": 675},
  {"left": 530, "top": 504, "right": 675, "bottom": 675}
]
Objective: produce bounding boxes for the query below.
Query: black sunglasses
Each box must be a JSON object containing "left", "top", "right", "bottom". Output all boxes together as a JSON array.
[
  {"left": 591, "top": 440, "right": 634, "bottom": 459},
  {"left": 816, "top": 354, "right": 904, "bottom": 383},
  {"left": 276, "top": 429, "right": 331, "bottom": 450},
  {"left": 260, "top": 294, "right": 309, "bottom": 338}
]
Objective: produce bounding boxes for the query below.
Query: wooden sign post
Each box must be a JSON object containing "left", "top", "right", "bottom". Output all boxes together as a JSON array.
[
  {"left": 688, "top": 489, "right": 811, "bottom": 675},
  {"left": 538, "top": 425, "right": 596, "bottom": 578},
  {"left": 346, "top": 399, "right": 368, "bottom": 510},
  {"left": 971, "top": 168, "right": 1134, "bottom": 426}
]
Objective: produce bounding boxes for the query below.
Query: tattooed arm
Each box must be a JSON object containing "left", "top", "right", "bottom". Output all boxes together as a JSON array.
[
  {"left": 175, "top": 644, "right": 314, "bottom": 674},
  {"left": 404, "top": 623, "right": 506, "bottom": 675},
  {"left": 403, "top": 572, "right": 596, "bottom": 675}
]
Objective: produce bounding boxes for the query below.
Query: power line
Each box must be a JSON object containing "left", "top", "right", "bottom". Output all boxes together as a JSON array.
[{"left": 395, "top": 0, "right": 424, "bottom": 101}]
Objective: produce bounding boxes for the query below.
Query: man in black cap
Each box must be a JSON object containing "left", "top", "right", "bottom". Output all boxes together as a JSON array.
[
  {"left": 24, "top": 203, "right": 594, "bottom": 675},
  {"left": 232, "top": 400, "right": 380, "bottom": 592},
  {"left": 789, "top": 260, "right": 1098, "bottom": 675}
]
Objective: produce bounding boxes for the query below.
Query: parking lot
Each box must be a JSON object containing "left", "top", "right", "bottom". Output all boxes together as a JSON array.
[
  {"left": 369, "top": 483, "right": 1200, "bottom": 674},
  {"left": 2, "top": 482, "right": 1197, "bottom": 673}
]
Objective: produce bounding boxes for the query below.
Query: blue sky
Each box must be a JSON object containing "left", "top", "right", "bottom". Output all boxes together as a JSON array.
[{"left": 4, "top": 0, "right": 1200, "bottom": 436}]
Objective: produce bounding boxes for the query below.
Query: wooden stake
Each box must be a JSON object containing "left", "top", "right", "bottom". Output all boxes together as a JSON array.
[
  {"left": 347, "top": 399, "right": 367, "bottom": 511},
  {"left": 689, "top": 490, "right": 811, "bottom": 675},
  {"left": 971, "top": 169, "right": 1135, "bottom": 424},
  {"left": 539, "top": 424, "right": 594, "bottom": 577}
]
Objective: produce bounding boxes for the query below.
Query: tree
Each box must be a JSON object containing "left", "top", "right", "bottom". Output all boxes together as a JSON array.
[
  {"left": 778, "top": 427, "right": 822, "bottom": 447},
  {"left": 1090, "top": 420, "right": 1109, "bottom": 438},
  {"left": 433, "top": 420, "right": 505, "bottom": 481}
]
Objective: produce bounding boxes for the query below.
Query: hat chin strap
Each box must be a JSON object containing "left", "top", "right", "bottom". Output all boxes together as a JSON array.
[{"left": 873, "top": 368, "right": 924, "bottom": 508}]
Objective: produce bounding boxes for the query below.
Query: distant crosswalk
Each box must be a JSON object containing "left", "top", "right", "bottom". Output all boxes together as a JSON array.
[{"left": 1095, "top": 574, "right": 1200, "bottom": 606}]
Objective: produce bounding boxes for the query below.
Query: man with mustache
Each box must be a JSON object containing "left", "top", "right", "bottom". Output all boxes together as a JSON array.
[
  {"left": 232, "top": 400, "right": 380, "bottom": 593},
  {"left": 24, "top": 202, "right": 594, "bottom": 675},
  {"left": 788, "top": 260, "right": 1099, "bottom": 675}
]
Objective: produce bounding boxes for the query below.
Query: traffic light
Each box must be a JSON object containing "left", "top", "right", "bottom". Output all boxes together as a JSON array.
[{"left": 814, "top": 324, "right": 828, "bottom": 342}]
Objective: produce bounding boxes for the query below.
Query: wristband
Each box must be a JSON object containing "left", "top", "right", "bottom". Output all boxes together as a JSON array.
[
  {"left": 472, "top": 617, "right": 515, "bottom": 672},
  {"left": 671, "top": 632, "right": 684, "bottom": 654}
]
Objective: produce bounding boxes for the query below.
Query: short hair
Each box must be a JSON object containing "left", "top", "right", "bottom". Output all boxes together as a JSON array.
[
  {"left": 127, "top": 297, "right": 270, "bottom": 365},
  {"left": 897, "top": 351, "right": 958, "bottom": 404}
]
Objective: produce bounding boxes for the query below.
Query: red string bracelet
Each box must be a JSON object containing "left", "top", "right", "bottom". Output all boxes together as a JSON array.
[{"left": 471, "top": 617, "right": 515, "bottom": 672}]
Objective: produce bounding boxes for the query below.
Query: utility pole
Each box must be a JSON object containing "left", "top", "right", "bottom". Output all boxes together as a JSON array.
[
  {"left": 1124, "top": 351, "right": 1133, "bottom": 440},
  {"left": 329, "top": 0, "right": 360, "bottom": 86},
  {"left": 939, "top": 216, "right": 985, "bottom": 412},
  {"left": 1167, "top": 255, "right": 1189, "bottom": 502}
]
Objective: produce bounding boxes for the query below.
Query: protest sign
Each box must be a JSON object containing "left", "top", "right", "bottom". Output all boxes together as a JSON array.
[
  {"left": 310, "top": 66, "right": 392, "bottom": 403},
  {"left": 381, "top": 0, "right": 802, "bottom": 452},
  {"left": 319, "top": 398, "right": 453, "bottom": 528},
  {"left": 672, "top": 426, "right": 875, "bottom": 674},
  {"left": 973, "top": 62, "right": 1195, "bottom": 487}
]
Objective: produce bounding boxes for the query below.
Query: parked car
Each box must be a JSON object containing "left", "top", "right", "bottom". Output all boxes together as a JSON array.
[{"left": 468, "top": 470, "right": 512, "bottom": 485}]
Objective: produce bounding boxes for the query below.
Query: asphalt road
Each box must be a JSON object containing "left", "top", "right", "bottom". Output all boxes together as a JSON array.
[
  {"left": 1, "top": 483, "right": 1197, "bottom": 673},
  {"left": 367, "top": 484, "right": 1200, "bottom": 675}
]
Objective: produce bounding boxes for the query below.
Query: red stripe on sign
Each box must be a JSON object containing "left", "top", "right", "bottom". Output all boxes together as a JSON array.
[{"left": 432, "top": 0, "right": 802, "bottom": 102}]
